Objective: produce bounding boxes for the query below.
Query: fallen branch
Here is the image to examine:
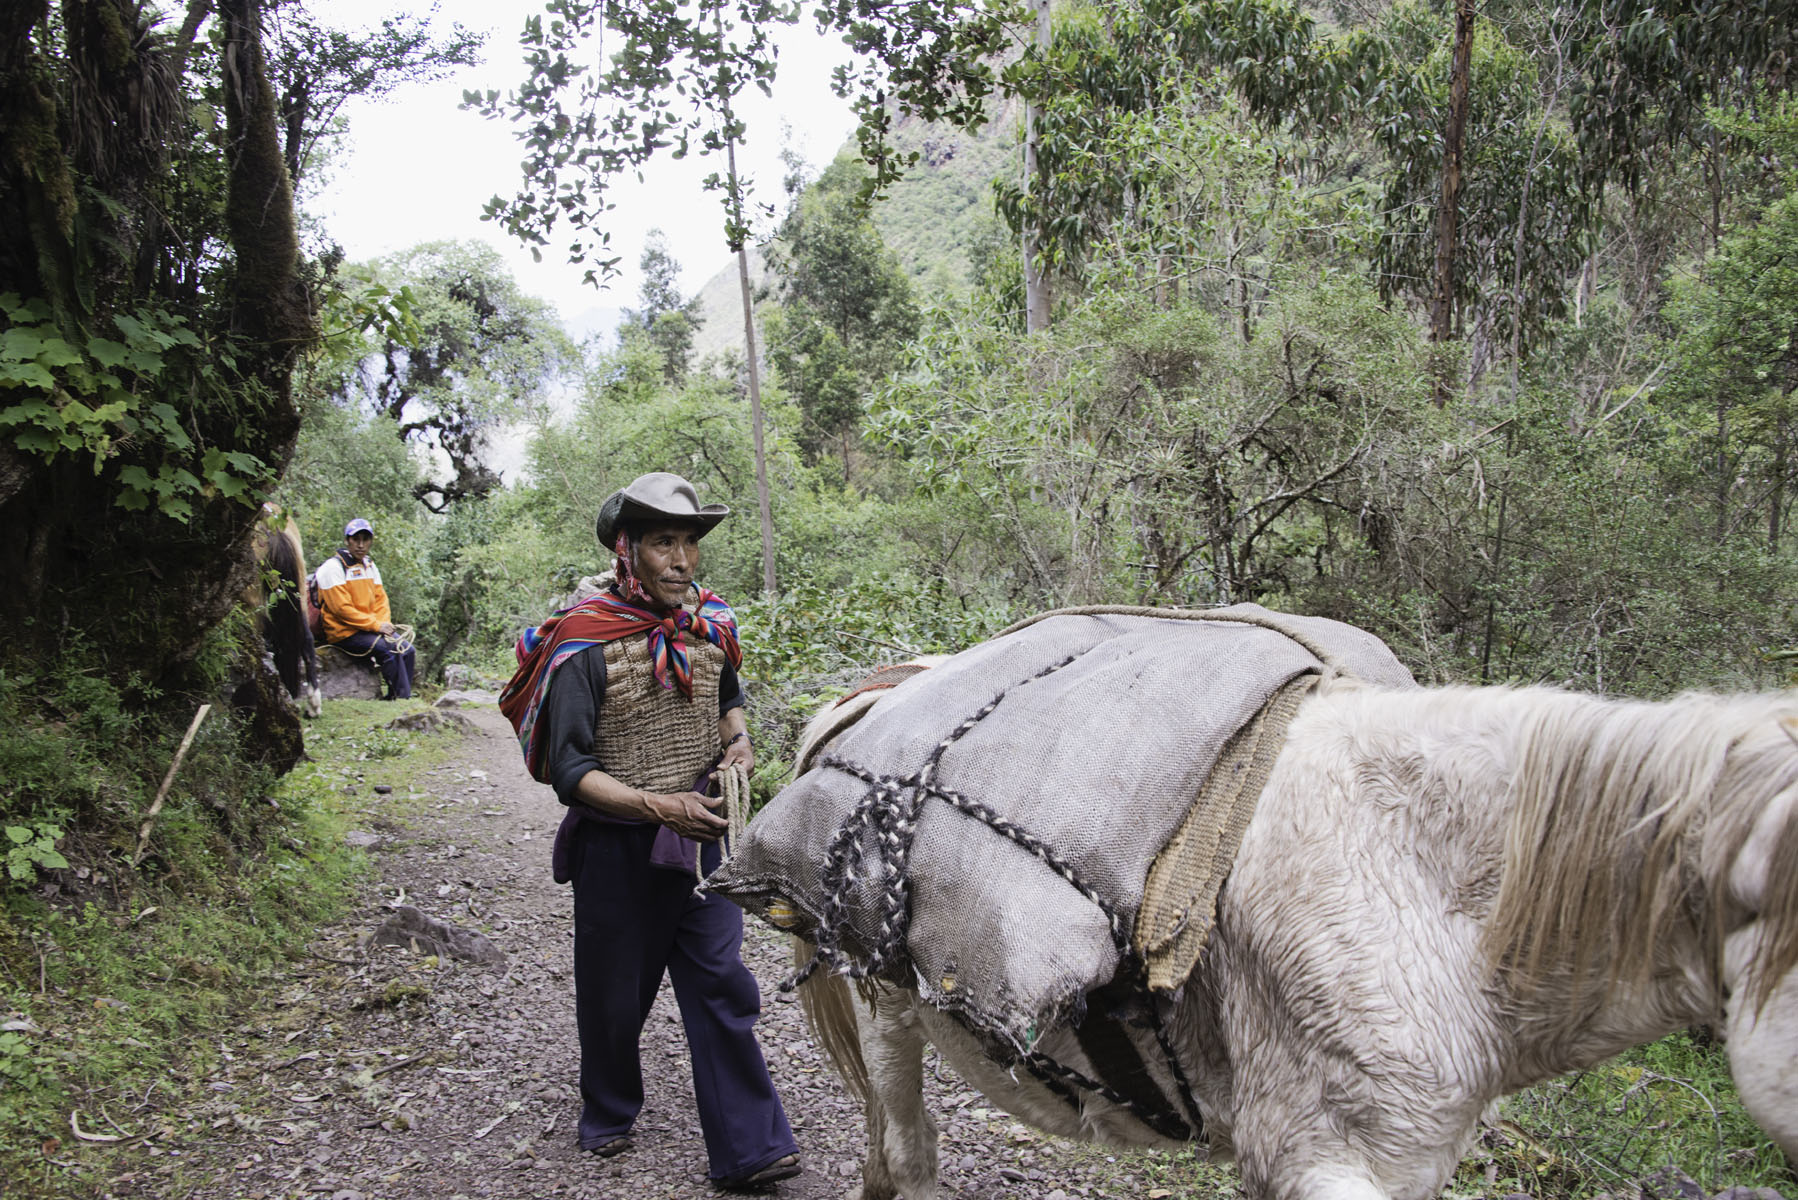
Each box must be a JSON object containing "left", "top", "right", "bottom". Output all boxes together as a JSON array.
[
  {"left": 370, "top": 1052, "right": 436, "bottom": 1079},
  {"left": 70, "top": 1111, "right": 132, "bottom": 1143},
  {"left": 473, "top": 1100, "right": 521, "bottom": 1140},
  {"left": 131, "top": 704, "right": 213, "bottom": 867},
  {"left": 304, "top": 949, "right": 361, "bottom": 966}
]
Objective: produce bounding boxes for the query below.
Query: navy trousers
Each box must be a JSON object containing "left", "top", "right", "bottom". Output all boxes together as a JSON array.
[
  {"left": 570, "top": 820, "right": 796, "bottom": 1181},
  {"left": 333, "top": 631, "right": 414, "bottom": 699}
]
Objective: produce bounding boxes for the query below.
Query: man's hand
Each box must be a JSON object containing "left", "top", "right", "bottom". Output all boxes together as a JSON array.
[
  {"left": 719, "top": 735, "right": 754, "bottom": 775},
  {"left": 378, "top": 622, "right": 397, "bottom": 636},
  {"left": 647, "top": 791, "right": 729, "bottom": 841}
]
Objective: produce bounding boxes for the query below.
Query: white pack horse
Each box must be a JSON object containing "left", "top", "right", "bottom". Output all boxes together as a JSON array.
[{"left": 787, "top": 674, "right": 1798, "bottom": 1200}]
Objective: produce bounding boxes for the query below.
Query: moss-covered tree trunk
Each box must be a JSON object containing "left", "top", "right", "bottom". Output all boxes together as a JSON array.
[{"left": 0, "top": 0, "right": 310, "bottom": 683}]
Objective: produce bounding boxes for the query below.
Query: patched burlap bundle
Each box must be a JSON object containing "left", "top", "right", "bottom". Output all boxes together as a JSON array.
[{"left": 708, "top": 604, "right": 1415, "bottom": 1048}]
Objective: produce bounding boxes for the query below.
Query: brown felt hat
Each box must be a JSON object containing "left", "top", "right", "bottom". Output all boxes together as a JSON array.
[{"left": 595, "top": 472, "right": 730, "bottom": 549}]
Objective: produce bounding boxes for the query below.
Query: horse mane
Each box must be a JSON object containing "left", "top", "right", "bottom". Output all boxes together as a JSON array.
[{"left": 1485, "top": 689, "right": 1798, "bottom": 1012}]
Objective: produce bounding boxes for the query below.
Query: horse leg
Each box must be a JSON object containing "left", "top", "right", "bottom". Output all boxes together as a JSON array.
[
  {"left": 300, "top": 630, "right": 321, "bottom": 719},
  {"left": 856, "top": 986, "right": 938, "bottom": 1200}
]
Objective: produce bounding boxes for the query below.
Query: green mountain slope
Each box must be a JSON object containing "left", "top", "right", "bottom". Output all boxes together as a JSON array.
[
  {"left": 866, "top": 99, "right": 1021, "bottom": 291},
  {"left": 690, "top": 102, "right": 1020, "bottom": 357}
]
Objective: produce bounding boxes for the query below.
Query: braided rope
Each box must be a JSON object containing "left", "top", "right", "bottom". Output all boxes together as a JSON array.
[
  {"left": 1021, "top": 1052, "right": 1192, "bottom": 1141},
  {"left": 779, "top": 637, "right": 1213, "bottom": 1143},
  {"left": 786, "top": 653, "right": 1089, "bottom": 992},
  {"left": 330, "top": 622, "right": 417, "bottom": 657},
  {"left": 698, "top": 763, "right": 752, "bottom": 885},
  {"left": 1145, "top": 1001, "right": 1206, "bottom": 1136},
  {"left": 817, "top": 759, "right": 1133, "bottom": 958},
  {"left": 991, "top": 604, "right": 1348, "bottom": 677}
]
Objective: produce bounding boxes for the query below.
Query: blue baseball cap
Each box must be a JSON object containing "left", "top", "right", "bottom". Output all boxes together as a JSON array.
[{"left": 344, "top": 517, "right": 373, "bottom": 538}]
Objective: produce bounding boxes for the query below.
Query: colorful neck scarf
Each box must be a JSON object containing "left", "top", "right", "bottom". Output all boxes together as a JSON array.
[{"left": 498, "top": 583, "right": 742, "bottom": 782}]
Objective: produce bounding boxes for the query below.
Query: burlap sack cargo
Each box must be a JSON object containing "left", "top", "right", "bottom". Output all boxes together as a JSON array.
[{"left": 708, "top": 604, "right": 1416, "bottom": 1050}]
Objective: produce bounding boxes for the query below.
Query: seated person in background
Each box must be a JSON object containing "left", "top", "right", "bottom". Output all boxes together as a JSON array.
[{"left": 316, "top": 517, "right": 415, "bottom": 700}]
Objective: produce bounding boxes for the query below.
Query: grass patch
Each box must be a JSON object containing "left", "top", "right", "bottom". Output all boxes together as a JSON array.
[
  {"left": 1048, "top": 1031, "right": 1791, "bottom": 1200},
  {"left": 1455, "top": 1032, "right": 1793, "bottom": 1197},
  {"left": 0, "top": 695, "right": 467, "bottom": 1199}
]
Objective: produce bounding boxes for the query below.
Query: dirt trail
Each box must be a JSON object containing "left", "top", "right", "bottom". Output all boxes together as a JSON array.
[{"left": 121, "top": 704, "right": 1156, "bottom": 1200}]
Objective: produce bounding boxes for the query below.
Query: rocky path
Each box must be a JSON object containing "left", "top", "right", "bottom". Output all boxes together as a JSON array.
[{"left": 118, "top": 705, "right": 1183, "bottom": 1200}]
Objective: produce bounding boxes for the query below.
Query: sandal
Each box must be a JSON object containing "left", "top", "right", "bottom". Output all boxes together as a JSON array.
[
  {"left": 580, "top": 1132, "right": 634, "bottom": 1158},
  {"left": 713, "top": 1152, "right": 802, "bottom": 1191}
]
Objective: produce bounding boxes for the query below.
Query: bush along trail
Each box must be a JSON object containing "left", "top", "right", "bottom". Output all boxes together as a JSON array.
[{"left": 39, "top": 699, "right": 1210, "bottom": 1200}]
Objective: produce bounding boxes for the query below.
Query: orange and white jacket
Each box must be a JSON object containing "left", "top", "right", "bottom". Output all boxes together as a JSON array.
[{"left": 315, "top": 550, "right": 393, "bottom": 642}]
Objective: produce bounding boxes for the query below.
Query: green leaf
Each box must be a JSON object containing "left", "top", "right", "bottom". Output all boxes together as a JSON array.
[
  {"left": 87, "top": 338, "right": 130, "bottom": 368},
  {"left": 33, "top": 338, "right": 84, "bottom": 368},
  {"left": 123, "top": 348, "right": 165, "bottom": 375},
  {"left": 0, "top": 327, "right": 46, "bottom": 362},
  {"left": 0, "top": 397, "right": 57, "bottom": 425},
  {"left": 4, "top": 827, "right": 30, "bottom": 845},
  {"left": 0, "top": 361, "right": 57, "bottom": 389}
]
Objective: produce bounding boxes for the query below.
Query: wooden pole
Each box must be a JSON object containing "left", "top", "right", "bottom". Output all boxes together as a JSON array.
[
  {"left": 1429, "top": 0, "right": 1476, "bottom": 405},
  {"left": 131, "top": 703, "right": 212, "bottom": 867},
  {"left": 1022, "top": 0, "right": 1053, "bottom": 334},
  {"left": 724, "top": 107, "right": 778, "bottom": 596}
]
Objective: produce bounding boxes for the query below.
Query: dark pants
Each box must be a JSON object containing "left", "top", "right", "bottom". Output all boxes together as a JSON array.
[
  {"left": 333, "top": 631, "right": 414, "bottom": 699},
  {"left": 571, "top": 820, "right": 796, "bottom": 1181}
]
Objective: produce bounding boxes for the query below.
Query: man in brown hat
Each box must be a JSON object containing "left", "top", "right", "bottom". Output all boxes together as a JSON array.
[{"left": 499, "top": 472, "right": 801, "bottom": 1190}]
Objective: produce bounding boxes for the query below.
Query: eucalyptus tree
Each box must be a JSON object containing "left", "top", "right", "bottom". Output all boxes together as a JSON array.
[
  {"left": 333, "top": 241, "right": 576, "bottom": 513},
  {"left": 1566, "top": 0, "right": 1798, "bottom": 239},
  {"left": 1661, "top": 184, "right": 1798, "bottom": 551},
  {"left": 470, "top": 0, "right": 802, "bottom": 593},
  {"left": 620, "top": 231, "right": 703, "bottom": 385},
  {"left": 765, "top": 156, "right": 918, "bottom": 473}
]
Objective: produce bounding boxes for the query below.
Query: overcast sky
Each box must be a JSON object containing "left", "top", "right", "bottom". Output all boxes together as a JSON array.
[{"left": 302, "top": 0, "right": 858, "bottom": 340}]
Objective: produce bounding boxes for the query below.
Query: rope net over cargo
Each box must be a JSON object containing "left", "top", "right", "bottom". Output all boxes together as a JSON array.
[{"left": 707, "top": 604, "right": 1418, "bottom": 1142}]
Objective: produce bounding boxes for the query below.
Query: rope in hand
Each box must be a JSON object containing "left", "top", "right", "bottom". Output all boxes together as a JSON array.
[{"left": 698, "top": 762, "right": 751, "bottom": 885}]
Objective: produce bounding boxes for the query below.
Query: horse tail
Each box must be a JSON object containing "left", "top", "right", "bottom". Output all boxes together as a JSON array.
[
  {"left": 793, "top": 935, "right": 871, "bottom": 1105},
  {"left": 262, "top": 523, "right": 310, "bottom": 701},
  {"left": 282, "top": 518, "right": 320, "bottom": 699}
]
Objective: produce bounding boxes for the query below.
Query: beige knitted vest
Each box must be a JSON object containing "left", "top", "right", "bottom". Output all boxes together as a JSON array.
[{"left": 594, "top": 615, "right": 725, "bottom": 794}]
